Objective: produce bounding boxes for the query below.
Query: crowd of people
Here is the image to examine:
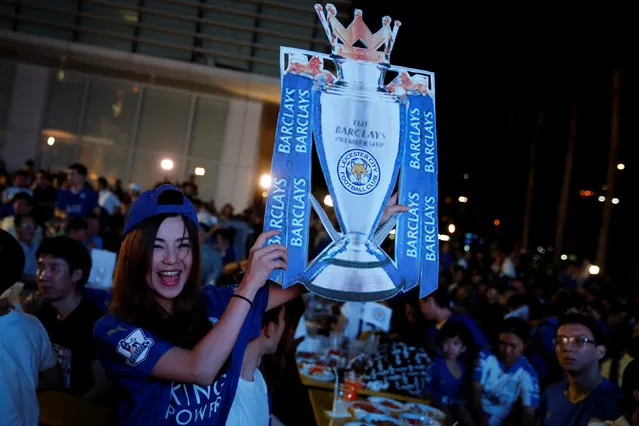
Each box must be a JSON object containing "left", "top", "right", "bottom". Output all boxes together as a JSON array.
[{"left": 0, "top": 158, "right": 638, "bottom": 426}]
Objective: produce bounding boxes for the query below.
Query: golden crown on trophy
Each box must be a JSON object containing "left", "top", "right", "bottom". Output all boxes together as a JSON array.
[{"left": 314, "top": 3, "right": 401, "bottom": 63}]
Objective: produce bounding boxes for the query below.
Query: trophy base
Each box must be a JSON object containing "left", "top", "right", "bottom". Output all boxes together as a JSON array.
[{"left": 303, "top": 237, "right": 402, "bottom": 302}]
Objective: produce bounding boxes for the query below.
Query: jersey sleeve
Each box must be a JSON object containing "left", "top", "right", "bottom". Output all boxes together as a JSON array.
[
  {"left": 201, "top": 285, "right": 234, "bottom": 320},
  {"left": 473, "top": 349, "right": 491, "bottom": 383},
  {"left": 93, "top": 314, "right": 174, "bottom": 378},
  {"left": 201, "top": 284, "right": 269, "bottom": 340},
  {"left": 247, "top": 286, "right": 269, "bottom": 340},
  {"left": 519, "top": 365, "right": 540, "bottom": 408}
]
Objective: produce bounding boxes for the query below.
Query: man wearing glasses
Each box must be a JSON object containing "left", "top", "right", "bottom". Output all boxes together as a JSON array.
[{"left": 540, "top": 314, "right": 627, "bottom": 425}]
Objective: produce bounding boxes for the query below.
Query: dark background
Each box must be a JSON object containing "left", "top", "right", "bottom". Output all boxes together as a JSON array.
[{"left": 311, "top": 2, "right": 638, "bottom": 281}]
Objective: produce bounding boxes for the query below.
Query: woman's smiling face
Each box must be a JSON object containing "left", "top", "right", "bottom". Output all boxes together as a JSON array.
[{"left": 147, "top": 216, "right": 193, "bottom": 302}]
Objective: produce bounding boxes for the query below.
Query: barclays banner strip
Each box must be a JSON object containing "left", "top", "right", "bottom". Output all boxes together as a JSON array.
[
  {"left": 263, "top": 73, "right": 313, "bottom": 287},
  {"left": 413, "top": 94, "right": 439, "bottom": 298}
]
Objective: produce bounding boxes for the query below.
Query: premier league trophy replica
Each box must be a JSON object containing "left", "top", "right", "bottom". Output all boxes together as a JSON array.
[{"left": 263, "top": 4, "right": 439, "bottom": 301}]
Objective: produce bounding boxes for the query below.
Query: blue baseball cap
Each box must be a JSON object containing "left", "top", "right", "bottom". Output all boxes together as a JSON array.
[{"left": 122, "top": 184, "right": 199, "bottom": 239}]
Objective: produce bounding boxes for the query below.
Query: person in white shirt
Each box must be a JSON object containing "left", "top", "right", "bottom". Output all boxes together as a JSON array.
[
  {"left": 226, "top": 304, "right": 287, "bottom": 426},
  {"left": 472, "top": 317, "right": 539, "bottom": 426},
  {"left": 97, "top": 177, "right": 121, "bottom": 216},
  {"left": 0, "top": 229, "right": 61, "bottom": 426}
]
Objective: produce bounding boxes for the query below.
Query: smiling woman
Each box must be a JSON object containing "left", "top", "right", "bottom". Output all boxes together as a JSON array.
[{"left": 93, "top": 185, "right": 302, "bottom": 425}]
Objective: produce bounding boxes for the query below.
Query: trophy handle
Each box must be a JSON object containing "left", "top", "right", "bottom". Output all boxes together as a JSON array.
[
  {"left": 310, "top": 194, "right": 341, "bottom": 243},
  {"left": 372, "top": 213, "right": 398, "bottom": 247}
]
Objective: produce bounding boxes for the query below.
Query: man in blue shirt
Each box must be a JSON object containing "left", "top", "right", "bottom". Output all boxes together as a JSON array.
[
  {"left": 420, "top": 289, "right": 489, "bottom": 349},
  {"left": 540, "top": 314, "right": 626, "bottom": 426},
  {"left": 56, "top": 163, "right": 98, "bottom": 219}
]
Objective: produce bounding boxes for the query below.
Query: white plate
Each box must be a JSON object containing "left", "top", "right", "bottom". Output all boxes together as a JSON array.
[
  {"left": 362, "top": 413, "right": 400, "bottom": 424},
  {"left": 300, "top": 365, "right": 335, "bottom": 381},
  {"left": 402, "top": 403, "right": 445, "bottom": 419},
  {"left": 368, "top": 396, "right": 405, "bottom": 413},
  {"left": 350, "top": 400, "right": 385, "bottom": 419},
  {"left": 399, "top": 412, "right": 442, "bottom": 425}
]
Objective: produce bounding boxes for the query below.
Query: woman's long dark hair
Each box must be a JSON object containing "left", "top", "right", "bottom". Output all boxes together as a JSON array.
[{"left": 110, "top": 214, "right": 211, "bottom": 349}]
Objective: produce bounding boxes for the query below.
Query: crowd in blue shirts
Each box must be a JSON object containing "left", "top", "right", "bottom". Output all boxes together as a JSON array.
[{"left": 1, "top": 157, "right": 638, "bottom": 426}]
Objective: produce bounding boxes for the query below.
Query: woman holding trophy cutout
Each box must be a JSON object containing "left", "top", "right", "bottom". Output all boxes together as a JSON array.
[
  {"left": 93, "top": 184, "right": 406, "bottom": 425},
  {"left": 93, "top": 185, "right": 301, "bottom": 425}
]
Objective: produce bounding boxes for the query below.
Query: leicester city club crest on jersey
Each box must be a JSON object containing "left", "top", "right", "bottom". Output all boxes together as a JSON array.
[
  {"left": 116, "top": 328, "right": 154, "bottom": 367},
  {"left": 337, "top": 149, "right": 380, "bottom": 195}
]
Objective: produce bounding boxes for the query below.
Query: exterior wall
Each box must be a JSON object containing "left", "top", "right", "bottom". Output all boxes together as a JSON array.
[
  {"left": 0, "top": 59, "right": 263, "bottom": 209},
  {"left": 3, "top": 64, "right": 49, "bottom": 171}
]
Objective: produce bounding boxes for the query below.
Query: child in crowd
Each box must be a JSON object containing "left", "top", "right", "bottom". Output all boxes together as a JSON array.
[{"left": 424, "top": 321, "right": 475, "bottom": 424}]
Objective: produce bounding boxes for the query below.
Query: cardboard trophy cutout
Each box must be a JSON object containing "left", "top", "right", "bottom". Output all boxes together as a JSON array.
[{"left": 263, "top": 4, "right": 439, "bottom": 301}]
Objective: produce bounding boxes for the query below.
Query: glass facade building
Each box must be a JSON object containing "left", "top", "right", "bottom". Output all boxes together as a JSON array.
[{"left": 0, "top": 0, "right": 351, "bottom": 207}]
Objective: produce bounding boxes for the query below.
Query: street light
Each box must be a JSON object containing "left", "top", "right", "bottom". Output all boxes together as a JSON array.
[
  {"left": 448, "top": 224, "right": 456, "bottom": 234},
  {"left": 560, "top": 254, "right": 568, "bottom": 261},
  {"left": 458, "top": 196, "right": 468, "bottom": 203},
  {"left": 617, "top": 163, "right": 625, "bottom": 170},
  {"left": 588, "top": 265, "right": 600, "bottom": 275},
  {"left": 259, "top": 174, "right": 272, "bottom": 189},
  {"left": 160, "top": 159, "right": 174, "bottom": 171},
  {"left": 598, "top": 196, "right": 605, "bottom": 202},
  {"left": 612, "top": 198, "right": 619, "bottom": 205},
  {"left": 47, "top": 136, "right": 55, "bottom": 146}
]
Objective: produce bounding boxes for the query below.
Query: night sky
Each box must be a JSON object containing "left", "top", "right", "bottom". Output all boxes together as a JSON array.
[{"left": 315, "top": 2, "right": 639, "bottom": 280}]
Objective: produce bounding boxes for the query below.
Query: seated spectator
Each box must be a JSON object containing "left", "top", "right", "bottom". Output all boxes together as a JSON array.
[
  {"left": 97, "top": 177, "right": 120, "bottom": 216},
  {"left": 227, "top": 306, "right": 286, "bottom": 426},
  {"left": 14, "top": 213, "right": 38, "bottom": 279},
  {"left": 601, "top": 334, "right": 638, "bottom": 388},
  {"left": 65, "top": 217, "right": 89, "bottom": 244},
  {"left": 213, "top": 227, "right": 238, "bottom": 265},
  {"left": 540, "top": 314, "right": 625, "bottom": 425},
  {"left": 0, "top": 229, "right": 61, "bottom": 425},
  {"left": 420, "top": 289, "right": 489, "bottom": 350},
  {"left": 32, "top": 237, "right": 109, "bottom": 399},
  {"left": 527, "top": 291, "right": 584, "bottom": 388},
  {"left": 622, "top": 360, "right": 639, "bottom": 426},
  {"left": 199, "top": 222, "right": 223, "bottom": 285},
  {"left": 1, "top": 193, "right": 43, "bottom": 248},
  {"left": 2, "top": 169, "right": 33, "bottom": 204},
  {"left": 85, "top": 212, "right": 103, "bottom": 250},
  {"left": 424, "top": 321, "right": 475, "bottom": 424},
  {"left": 473, "top": 317, "right": 539, "bottom": 426}
]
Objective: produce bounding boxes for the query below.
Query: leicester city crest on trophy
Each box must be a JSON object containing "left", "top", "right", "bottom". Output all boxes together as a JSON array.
[{"left": 263, "top": 4, "right": 439, "bottom": 301}]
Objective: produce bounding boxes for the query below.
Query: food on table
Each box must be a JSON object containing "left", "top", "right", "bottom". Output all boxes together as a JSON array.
[
  {"left": 402, "top": 403, "right": 445, "bottom": 419},
  {"left": 309, "top": 365, "right": 325, "bottom": 375},
  {"left": 351, "top": 401, "right": 383, "bottom": 414},
  {"left": 368, "top": 396, "right": 404, "bottom": 413},
  {"left": 380, "top": 400, "right": 402, "bottom": 410}
]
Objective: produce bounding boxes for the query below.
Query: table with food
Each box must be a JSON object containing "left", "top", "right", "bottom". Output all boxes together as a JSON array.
[{"left": 295, "top": 334, "right": 450, "bottom": 426}]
